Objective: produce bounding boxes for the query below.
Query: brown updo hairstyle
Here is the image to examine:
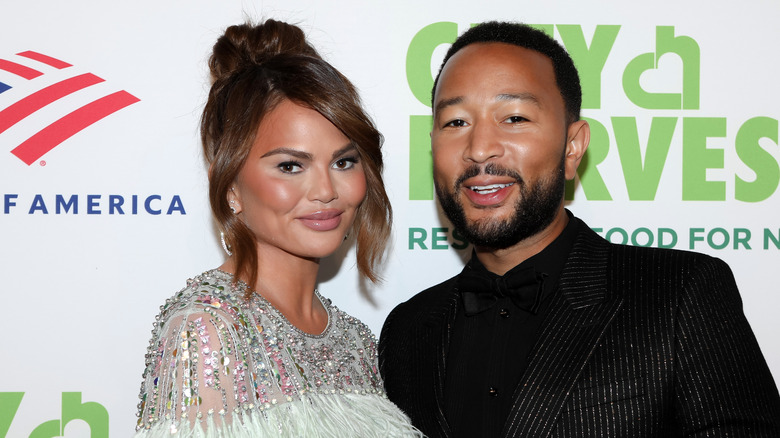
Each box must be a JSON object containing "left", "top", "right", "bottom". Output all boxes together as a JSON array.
[{"left": 201, "top": 20, "right": 392, "bottom": 291}]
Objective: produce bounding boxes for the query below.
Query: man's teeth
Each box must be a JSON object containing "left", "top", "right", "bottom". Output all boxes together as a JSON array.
[{"left": 469, "top": 183, "right": 513, "bottom": 194}]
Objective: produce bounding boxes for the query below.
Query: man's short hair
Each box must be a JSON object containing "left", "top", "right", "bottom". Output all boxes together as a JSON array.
[{"left": 432, "top": 21, "right": 582, "bottom": 124}]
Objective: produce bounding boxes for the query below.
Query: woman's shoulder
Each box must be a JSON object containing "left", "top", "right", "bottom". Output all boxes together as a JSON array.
[
  {"left": 324, "top": 297, "right": 379, "bottom": 346},
  {"left": 154, "top": 269, "right": 248, "bottom": 326},
  {"left": 179, "top": 268, "right": 245, "bottom": 298}
]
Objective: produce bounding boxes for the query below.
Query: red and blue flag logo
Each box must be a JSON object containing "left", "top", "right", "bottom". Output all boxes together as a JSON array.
[{"left": 0, "top": 51, "right": 139, "bottom": 165}]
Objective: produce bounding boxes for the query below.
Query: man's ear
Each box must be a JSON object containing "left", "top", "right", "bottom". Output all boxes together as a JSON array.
[{"left": 564, "top": 120, "right": 590, "bottom": 180}]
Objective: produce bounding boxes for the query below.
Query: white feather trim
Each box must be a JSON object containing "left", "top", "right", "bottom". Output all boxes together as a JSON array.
[{"left": 134, "top": 393, "right": 424, "bottom": 437}]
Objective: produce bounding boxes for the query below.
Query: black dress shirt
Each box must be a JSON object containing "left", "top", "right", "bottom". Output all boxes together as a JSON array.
[{"left": 443, "top": 215, "right": 580, "bottom": 437}]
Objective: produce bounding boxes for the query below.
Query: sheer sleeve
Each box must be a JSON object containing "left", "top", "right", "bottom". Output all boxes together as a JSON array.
[
  {"left": 135, "top": 273, "right": 423, "bottom": 437},
  {"left": 135, "top": 303, "right": 257, "bottom": 436}
]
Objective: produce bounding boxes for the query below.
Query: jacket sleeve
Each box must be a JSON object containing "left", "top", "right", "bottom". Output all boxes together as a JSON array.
[
  {"left": 673, "top": 256, "right": 780, "bottom": 436},
  {"left": 379, "top": 305, "right": 403, "bottom": 399}
]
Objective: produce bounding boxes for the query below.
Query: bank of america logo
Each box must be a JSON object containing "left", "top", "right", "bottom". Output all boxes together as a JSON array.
[{"left": 0, "top": 51, "right": 140, "bottom": 165}]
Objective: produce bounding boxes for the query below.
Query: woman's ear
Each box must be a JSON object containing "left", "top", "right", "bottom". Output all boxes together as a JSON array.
[{"left": 227, "top": 186, "right": 242, "bottom": 214}]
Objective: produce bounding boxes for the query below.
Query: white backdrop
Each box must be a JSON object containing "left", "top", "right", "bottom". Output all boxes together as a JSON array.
[{"left": 1, "top": 1, "right": 778, "bottom": 436}]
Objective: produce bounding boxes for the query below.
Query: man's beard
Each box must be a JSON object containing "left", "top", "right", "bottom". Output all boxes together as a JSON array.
[{"left": 435, "top": 155, "right": 565, "bottom": 250}]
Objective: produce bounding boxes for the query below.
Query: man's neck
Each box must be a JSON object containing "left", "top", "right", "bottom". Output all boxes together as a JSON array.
[{"left": 474, "top": 207, "right": 569, "bottom": 276}]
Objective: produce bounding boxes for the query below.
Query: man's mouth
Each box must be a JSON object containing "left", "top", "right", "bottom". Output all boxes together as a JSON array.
[{"left": 468, "top": 183, "right": 515, "bottom": 195}]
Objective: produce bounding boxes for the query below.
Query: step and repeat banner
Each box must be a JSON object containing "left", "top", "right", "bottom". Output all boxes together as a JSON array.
[{"left": 1, "top": 0, "right": 778, "bottom": 436}]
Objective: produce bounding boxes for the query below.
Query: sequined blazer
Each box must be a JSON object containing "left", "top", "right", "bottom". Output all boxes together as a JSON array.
[{"left": 379, "top": 217, "right": 780, "bottom": 437}]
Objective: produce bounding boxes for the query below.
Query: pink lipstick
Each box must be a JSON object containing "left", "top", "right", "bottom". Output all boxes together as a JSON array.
[{"left": 298, "top": 209, "right": 343, "bottom": 231}]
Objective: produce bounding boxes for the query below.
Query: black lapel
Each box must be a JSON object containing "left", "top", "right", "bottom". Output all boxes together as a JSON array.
[
  {"left": 502, "top": 224, "right": 624, "bottom": 437},
  {"left": 421, "top": 279, "right": 459, "bottom": 437}
]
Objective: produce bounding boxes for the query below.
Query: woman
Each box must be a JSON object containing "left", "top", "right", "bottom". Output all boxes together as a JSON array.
[{"left": 134, "top": 20, "right": 421, "bottom": 437}]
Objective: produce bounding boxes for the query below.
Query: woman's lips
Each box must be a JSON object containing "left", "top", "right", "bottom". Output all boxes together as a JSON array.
[{"left": 298, "top": 210, "right": 343, "bottom": 231}]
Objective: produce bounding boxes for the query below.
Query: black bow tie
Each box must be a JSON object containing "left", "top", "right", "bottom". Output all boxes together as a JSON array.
[{"left": 458, "top": 265, "right": 546, "bottom": 316}]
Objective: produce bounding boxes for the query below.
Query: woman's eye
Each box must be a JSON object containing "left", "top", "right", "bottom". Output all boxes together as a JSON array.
[
  {"left": 333, "top": 157, "right": 358, "bottom": 170},
  {"left": 278, "top": 162, "right": 303, "bottom": 173}
]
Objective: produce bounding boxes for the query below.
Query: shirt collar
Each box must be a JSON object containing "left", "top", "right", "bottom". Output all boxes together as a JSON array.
[{"left": 464, "top": 209, "right": 580, "bottom": 290}]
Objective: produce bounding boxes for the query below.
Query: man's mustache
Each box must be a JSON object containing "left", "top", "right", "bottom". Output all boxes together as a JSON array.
[{"left": 454, "top": 163, "right": 523, "bottom": 191}]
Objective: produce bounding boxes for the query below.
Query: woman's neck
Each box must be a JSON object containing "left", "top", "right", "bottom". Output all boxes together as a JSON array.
[{"left": 220, "top": 244, "right": 328, "bottom": 335}]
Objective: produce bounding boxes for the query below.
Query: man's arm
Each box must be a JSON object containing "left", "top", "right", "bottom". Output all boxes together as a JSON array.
[{"left": 673, "top": 255, "right": 780, "bottom": 436}]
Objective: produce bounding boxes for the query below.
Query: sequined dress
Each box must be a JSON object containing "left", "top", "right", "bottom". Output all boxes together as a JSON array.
[{"left": 135, "top": 270, "right": 421, "bottom": 437}]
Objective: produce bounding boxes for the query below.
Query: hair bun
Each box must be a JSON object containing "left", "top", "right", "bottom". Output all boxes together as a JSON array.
[{"left": 208, "top": 19, "right": 320, "bottom": 81}]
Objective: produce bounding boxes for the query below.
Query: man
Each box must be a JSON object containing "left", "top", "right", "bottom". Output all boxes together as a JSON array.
[{"left": 379, "top": 21, "right": 780, "bottom": 437}]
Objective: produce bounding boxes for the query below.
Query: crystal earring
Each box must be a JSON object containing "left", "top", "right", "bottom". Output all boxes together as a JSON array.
[{"left": 220, "top": 231, "right": 233, "bottom": 256}]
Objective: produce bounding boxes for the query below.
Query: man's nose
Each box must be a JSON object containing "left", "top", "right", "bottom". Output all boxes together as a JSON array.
[{"left": 464, "top": 120, "right": 504, "bottom": 163}]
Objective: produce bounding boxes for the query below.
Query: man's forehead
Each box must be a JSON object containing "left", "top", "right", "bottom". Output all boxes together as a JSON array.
[
  {"left": 441, "top": 42, "right": 549, "bottom": 76},
  {"left": 434, "top": 43, "right": 554, "bottom": 112}
]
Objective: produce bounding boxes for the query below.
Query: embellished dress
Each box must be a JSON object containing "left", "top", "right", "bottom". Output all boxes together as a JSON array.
[{"left": 135, "top": 270, "right": 421, "bottom": 437}]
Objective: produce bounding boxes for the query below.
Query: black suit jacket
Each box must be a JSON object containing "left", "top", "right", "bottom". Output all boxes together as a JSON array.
[{"left": 379, "top": 218, "right": 780, "bottom": 437}]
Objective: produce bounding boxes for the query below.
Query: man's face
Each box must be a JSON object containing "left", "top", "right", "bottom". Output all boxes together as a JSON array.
[{"left": 431, "top": 42, "right": 576, "bottom": 249}]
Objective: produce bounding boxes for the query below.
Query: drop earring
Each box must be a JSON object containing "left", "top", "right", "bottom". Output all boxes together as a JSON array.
[{"left": 220, "top": 231, "right": 233, "bottom": 256}]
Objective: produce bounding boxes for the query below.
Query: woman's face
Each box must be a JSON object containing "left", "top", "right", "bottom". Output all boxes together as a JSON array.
[{"left": 229, "top": 99, "right": 367, "bottom": 261}]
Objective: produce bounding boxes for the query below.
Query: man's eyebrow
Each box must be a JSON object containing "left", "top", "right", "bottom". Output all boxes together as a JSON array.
[
  {"left": 434, "top": 93, "right": 542, "bottom": 114},
  {"left": 496, "top": 92, "right": 542, "bottom": 107},
  {"left": 261, "top": 148, "right": 313, "bottom": 160},
  {"left": 434, "top": 96, "right": 463, "bottom": 114}
]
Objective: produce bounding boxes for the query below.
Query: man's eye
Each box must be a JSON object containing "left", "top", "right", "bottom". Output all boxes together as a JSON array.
[
  {"left": 444, "top": 119, "right": 468, "bottom": 128},
  {"left": 505, "top": 116, "right": 528, "bottom": 123}
]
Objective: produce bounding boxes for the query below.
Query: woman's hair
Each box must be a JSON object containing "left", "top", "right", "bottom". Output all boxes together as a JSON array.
[{"left": 201, "top": 20, "right": 391, "bottom": 291}]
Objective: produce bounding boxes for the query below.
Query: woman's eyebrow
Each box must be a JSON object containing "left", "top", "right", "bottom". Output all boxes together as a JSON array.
[
  {"left": 332, "top": 143, "right": 357, "bottom": 160},
  {"left": 261, "top": 147, "right": 313, "bottom": 160}
]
